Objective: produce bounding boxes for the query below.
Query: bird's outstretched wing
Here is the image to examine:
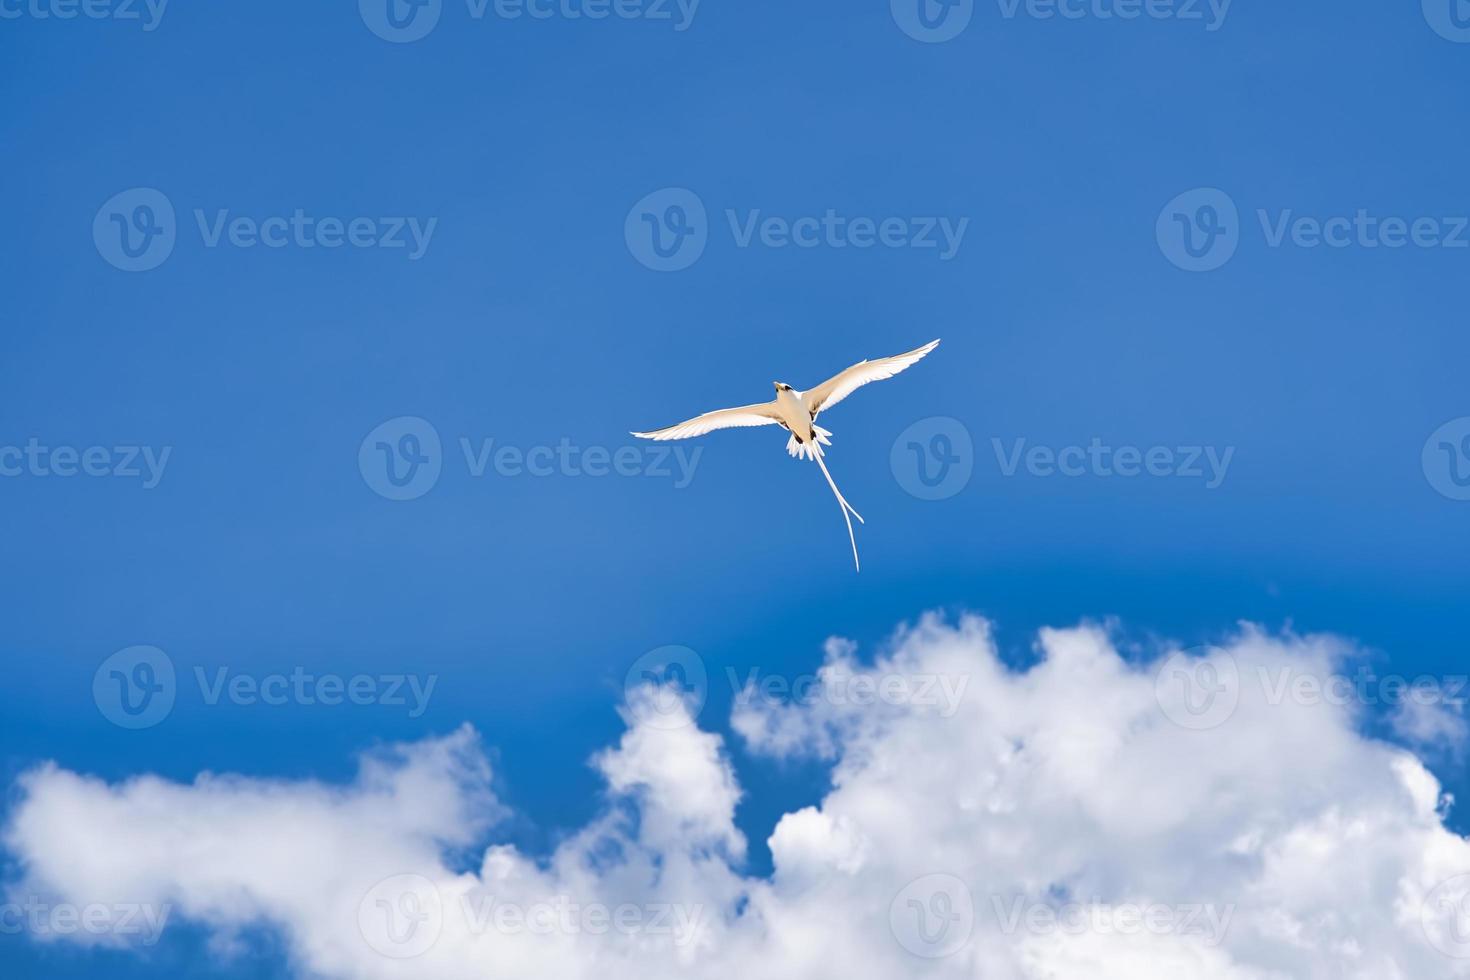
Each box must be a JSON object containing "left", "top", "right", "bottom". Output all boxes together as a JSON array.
[
  {"left": 801, "top": 339, "right": 940, "bottom": 419},
  {"left": 631, "top": 402, "right": 782, "bottom": 441}
]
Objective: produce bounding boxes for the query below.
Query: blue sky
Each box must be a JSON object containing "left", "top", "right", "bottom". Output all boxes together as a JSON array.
[{"left": 3, "top": 1, "right": 1470, "bottom": 976}]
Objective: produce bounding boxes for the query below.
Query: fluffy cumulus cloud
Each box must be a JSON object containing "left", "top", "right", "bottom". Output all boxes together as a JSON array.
[{"left": 7, "top": 615, "right": 1470, "bottom": 978}]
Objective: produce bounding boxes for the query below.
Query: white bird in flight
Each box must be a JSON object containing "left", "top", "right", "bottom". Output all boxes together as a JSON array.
[{"left": 631, "top": 339, "right": 941, "bottom": 571}]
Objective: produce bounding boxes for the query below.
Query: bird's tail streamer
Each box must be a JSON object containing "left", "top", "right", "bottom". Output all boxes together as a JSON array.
[{"left": 810, "top": 445, "right": 864, "bottom": 572}]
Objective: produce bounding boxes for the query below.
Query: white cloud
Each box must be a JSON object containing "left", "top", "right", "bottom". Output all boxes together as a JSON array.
[
  {"left": 1392, "top": 684, "right": 1469, "bottom": 759},
  {"left": 6, "top": 615, "right": 1470, "bottom": 978}
]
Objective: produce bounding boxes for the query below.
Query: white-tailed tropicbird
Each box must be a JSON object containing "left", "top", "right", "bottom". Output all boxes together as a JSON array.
[{"left": 631, "top": 339, "right": 941, "bottom": 571}]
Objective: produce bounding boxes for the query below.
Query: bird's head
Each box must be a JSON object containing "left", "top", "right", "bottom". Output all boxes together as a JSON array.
[{"left": 773, "top": 382, "right": 793, "bottom": 393}]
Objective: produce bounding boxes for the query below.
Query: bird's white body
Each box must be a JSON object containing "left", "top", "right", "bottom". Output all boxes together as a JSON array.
[
  {"left": 773, "top": 387, "right": 833, "bottom": 460},
  {"left": 775, "top": 387, "right": 810, "bottom": 438},
  {"left": 631, "top": 339, "right": 941, "bottom": 571}
]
